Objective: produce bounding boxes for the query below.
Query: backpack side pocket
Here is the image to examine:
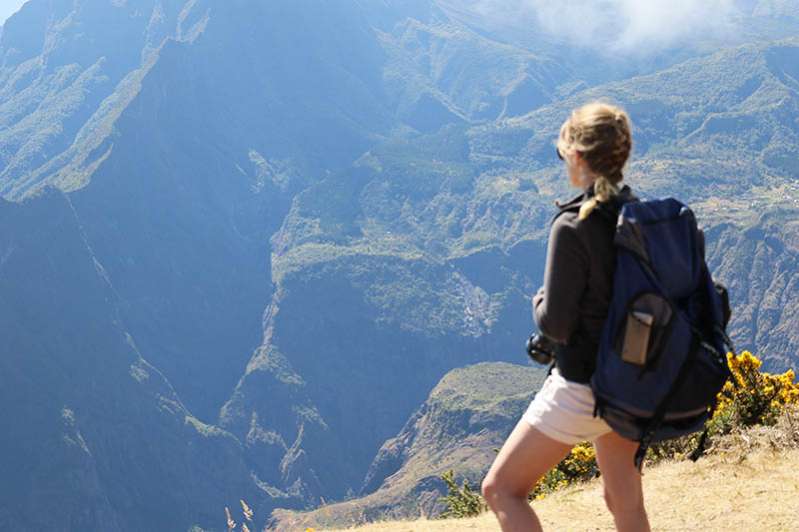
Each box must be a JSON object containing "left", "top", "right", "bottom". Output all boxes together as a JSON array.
[
  {"left": 615, "top": 292, "right": 674, "bottom": 367},
  {"left": 621, "top": 311, "right": 653, "bottom": 365}
]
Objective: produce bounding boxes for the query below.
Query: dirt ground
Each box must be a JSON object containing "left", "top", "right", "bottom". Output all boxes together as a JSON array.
[{"left": 326, "top": 448, "right": 799, "bottom": 532}]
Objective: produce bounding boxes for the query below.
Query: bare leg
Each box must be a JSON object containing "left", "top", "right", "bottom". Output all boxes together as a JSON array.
[
  {"left": 482, "top": 420, "right": 572, "bottom": 532},
  {"left": 594, "top": 431, "right": 651, "bottom": 532}
]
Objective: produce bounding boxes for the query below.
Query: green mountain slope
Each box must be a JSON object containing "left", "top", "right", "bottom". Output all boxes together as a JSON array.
[
  {"left": 706, "top": 216, "right": 799, "bottom": 368},
  {"left": 271, "top": 38, "right": 799, "bottom": 370},
  {"left": 0, "top": 0, "right": 208, "bottom": 198}
]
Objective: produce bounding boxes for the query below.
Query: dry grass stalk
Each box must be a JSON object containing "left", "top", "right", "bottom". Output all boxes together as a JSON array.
[
  {"left": 225, "top": 506, "right": 236, "bottom": 530},
  {"left": 710, "top": 406, "right": 799, "bottom": 456},
  {"left": 240, "top": 499, "right": 254, "bottom": 521}
]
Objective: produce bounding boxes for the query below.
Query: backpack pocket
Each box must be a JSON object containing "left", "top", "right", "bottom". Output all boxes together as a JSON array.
[
  {"left": 616, "top": 292, "right": 673, "bottom": 367},
  {"left": 621, "top": 311, "right": 653, "bottom": 365}
]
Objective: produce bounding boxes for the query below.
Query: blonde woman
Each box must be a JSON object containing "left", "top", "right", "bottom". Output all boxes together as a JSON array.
[{"left": 482, "top": 102, "right": 650, "bottom": 532}]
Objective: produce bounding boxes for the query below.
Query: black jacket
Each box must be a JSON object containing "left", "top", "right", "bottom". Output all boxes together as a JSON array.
[{"left": 533, "top": 184, "right": 636, "bottom": 383}]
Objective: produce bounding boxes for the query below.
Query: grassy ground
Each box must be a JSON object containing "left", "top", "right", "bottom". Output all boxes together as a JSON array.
[{"left": 325, "top": 447, "right": 799, "bottom": 531}]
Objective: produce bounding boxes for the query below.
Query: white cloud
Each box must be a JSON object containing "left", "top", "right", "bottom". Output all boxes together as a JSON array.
[
  {"left": 0, "top": 0, "right": 29, "bottom": 27},
  {"left": 473, "top": 0, "right": 744, "bottom": 54}
]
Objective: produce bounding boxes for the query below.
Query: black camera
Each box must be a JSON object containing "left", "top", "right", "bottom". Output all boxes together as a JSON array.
[{"left": 526, "top": 333, "right": 557, "bottom": 365}]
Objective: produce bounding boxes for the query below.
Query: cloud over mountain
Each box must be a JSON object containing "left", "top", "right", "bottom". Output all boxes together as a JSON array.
[{"left": 470, "top": 0, "right": 742, "bottom": 53}]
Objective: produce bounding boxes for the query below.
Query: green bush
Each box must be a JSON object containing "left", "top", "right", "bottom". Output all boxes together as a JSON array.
[{"left": 438, "top": 470, "right": 485, "bottom": 518}]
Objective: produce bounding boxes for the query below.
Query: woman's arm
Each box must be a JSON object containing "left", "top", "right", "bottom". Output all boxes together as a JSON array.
[{"left": 533, "top": 216, "right": 589, "bottom": 344}]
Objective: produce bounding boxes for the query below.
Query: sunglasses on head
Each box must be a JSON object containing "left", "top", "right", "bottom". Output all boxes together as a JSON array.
[{"left": 556, "top": 148, "right": 582, "bottom": 161}]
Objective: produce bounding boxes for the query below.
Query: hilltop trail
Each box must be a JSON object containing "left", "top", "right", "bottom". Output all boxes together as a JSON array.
[{"left": 326, "top": 448, "right": 799, "bottom": 531}]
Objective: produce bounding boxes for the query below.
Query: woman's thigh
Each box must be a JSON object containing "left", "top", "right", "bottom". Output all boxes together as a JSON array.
[
  {"left": 593, "top": 430, "right": 643, "bottom": 505},
  {"left": 484, "top": 419, "right": 572, "bottom": 497}
]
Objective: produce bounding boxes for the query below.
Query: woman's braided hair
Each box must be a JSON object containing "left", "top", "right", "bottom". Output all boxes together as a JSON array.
[{"left": 556, "top": 102, "right": 632, "bottom": 220}]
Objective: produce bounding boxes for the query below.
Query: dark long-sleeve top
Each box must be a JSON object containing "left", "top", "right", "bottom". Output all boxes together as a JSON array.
[{"left": 533, "top": 185, "right": 636, "bottom": 383}]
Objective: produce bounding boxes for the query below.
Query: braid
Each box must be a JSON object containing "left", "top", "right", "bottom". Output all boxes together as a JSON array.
[
  {"left": 557, "top": 102, "right": 632, "bottom": 221},
  {"left": 578, "top": 176, "right": 620, "bottom": 220}
]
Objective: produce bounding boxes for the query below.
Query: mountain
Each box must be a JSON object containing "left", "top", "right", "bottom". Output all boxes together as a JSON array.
[
  {"left": 465, "top": 39, "right": 799, "bottom": 366},
  {"left": 0, "top": 0, "right": 200, "bottom": 197},
  {"left": 0, "top": 0, "right": 575, "bottom": 201},
  {"left": 0, "top": 1, "right": 562, "bottom": 527},
  {"left": 269, "top": 362, "right": 547, "bottom": 529},
  {"left": 260, "top": 37, "right": 799, "bottom": 371},
  {"left": 218, "top": 236, "right": 548, "bottom": 498},
  {"left": 240, "top": 36, "right": 799, "bottom": 519},
  {"left": 705, "top": 215, "right": 799, "bottom": 369},
  {"left": 0, "top": 188, "right": 272, "bottom": 530},
  {"left": 1, "top": 1, "right": 798, "bottom": 530}
]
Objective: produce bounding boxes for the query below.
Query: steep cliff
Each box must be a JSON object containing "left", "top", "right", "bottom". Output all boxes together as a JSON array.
[{"left": 0, "top": 189, "right": 276, "bottom": 530}]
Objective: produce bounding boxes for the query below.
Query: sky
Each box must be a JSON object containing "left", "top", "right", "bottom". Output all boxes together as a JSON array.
[{"left": 0, "top": 0, "right": 28, "bottom": 27}]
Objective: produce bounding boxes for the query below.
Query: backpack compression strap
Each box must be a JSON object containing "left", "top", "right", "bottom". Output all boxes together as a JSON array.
[
  {"left": 632, "top": 269, "right": 737, "bottom": 470},
  {"left": 633, "top": 330, "right": 702, "bottom": 471}
]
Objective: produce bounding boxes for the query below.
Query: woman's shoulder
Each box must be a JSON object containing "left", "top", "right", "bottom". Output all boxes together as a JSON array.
[
  {"left": 549, "top": 208, "right": 587, "bottom": 256},
  {"left": 550, "top": 187, "right": 636, "bottom": 248},
  {"left": 551, "top": 190, "right": 584, "bottom": 228}
]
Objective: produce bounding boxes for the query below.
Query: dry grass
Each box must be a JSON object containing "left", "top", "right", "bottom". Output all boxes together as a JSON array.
[
  {"left": 319, "top": 410, "right": 799, "bottom": 531},
  {"left": 326, "top": 441, "right": 799, "bottom": 531}
]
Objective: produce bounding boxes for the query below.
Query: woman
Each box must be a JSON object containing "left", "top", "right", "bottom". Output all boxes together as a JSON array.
[{"left": 482, "top": 102, "right": 650, "bottom": 532}]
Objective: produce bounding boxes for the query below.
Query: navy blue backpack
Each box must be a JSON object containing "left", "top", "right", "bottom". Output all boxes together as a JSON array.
[{"left": 590, "top": 198, "right": 734, "bottom": 469}]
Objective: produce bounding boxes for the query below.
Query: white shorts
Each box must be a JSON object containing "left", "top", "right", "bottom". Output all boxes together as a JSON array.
[{"left": 523, "top": 368, "right": 612, "bottom": 445}]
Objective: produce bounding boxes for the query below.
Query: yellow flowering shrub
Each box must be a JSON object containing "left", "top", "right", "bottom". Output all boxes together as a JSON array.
[
  {"left": 713, "top": 351, "right": 799, "bottom": 431},
  {"left": 651, "top": 351, "right": 799, "bottom": 461},
  {"left": 529, "top": 442, "right": 598, "bottom": 499}
]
